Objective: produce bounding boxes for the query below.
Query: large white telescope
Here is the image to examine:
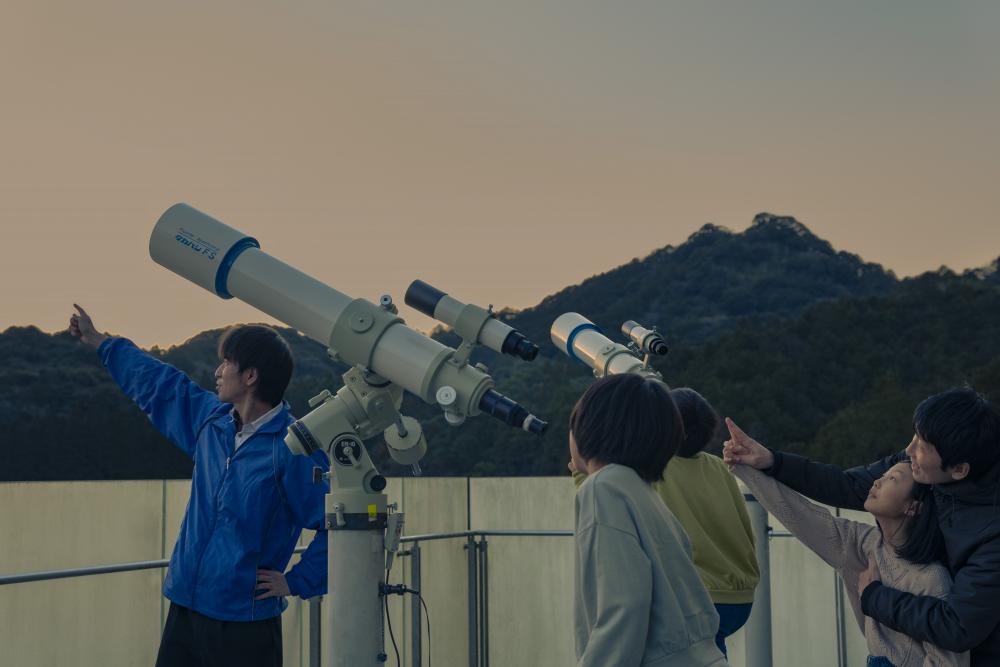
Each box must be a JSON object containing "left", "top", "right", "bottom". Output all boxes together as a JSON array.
[
  {"left": 149, "top": 203, "right": 546, "bottom": 667},
  {"left": 149, "top": 203, "right": 545, "bottom": 436}
]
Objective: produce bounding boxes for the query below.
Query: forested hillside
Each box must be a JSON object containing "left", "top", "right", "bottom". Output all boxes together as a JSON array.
[{"left": 3, "top": 214, "right": 998, "bottom": 480}]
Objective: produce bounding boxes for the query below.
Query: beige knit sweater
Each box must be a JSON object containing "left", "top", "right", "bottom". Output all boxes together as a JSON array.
[{"left": 734, "top": 465, "right": 968, "bottom": 667}]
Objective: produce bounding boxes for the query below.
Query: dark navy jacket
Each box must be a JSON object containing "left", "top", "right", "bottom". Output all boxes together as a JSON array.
[
  {"left": 100, "top": 337, "right": 329, "bottom": 621},
  {"left": 767, "top": 449, "right": 1000, "bottom": 666}
]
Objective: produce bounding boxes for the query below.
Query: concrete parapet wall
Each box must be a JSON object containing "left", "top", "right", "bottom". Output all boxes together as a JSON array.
[{"left": 1, "top": 479, "right": 871, "bottom": 666}]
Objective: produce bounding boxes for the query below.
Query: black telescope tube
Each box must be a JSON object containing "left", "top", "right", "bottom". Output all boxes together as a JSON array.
[
  {"left": 479, "top": 389, "right": 548, "bottom": 435},
  {"left": 405, "top": 280, "right": 447, "bottom": 319}
]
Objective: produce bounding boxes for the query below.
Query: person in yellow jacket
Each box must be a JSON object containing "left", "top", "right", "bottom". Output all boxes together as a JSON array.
[{"left": 572, "top": 387, "right": 759, "bottom": 657}]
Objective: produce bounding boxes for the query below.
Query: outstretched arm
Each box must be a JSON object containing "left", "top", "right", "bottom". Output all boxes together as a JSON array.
[
  {"left": 723, "top": 416, "right": 904, "bottom": 510},
  {"left": 730, "top": 462, "right": 868, "bottom": 573},
  {"left": 769, "top": 450, "right": 904, "bottom": 511},
  {"left": 71, "top": 304, "right": 223, "bottom": 457}
]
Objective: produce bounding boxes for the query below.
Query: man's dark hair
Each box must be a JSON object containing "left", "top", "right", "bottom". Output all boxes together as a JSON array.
[
  {"left": 670, "top": 387, "right": 720, "bottom": 458},
  {"left": 218, "top": 325, "right": 294, "bottom": 407},
  {"left": 895, "top": 480, "right": 947, "bottom": 565},
  {"left": 569, "top": 374, "right": 684, "bottom": 483},
  {"left": 913, "top": 387, "right": 1000, "bottom": 480}
]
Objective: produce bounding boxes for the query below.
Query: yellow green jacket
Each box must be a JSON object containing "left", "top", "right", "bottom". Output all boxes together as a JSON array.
[{"left": 575, "top": 452, "right": 759, "bottom": 604}]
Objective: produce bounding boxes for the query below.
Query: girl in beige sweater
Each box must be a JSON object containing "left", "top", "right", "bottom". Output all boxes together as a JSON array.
[{"left": 724, "top": 419, "right": 968, "bottom": 667}]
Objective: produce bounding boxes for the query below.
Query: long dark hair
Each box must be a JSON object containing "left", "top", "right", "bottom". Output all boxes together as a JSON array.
[{"left": 894, "top": 480, "right": 946, "bottom": 565}]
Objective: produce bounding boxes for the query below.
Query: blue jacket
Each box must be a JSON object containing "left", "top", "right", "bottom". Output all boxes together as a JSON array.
[{"left": 100, "top": 337, "right": 329, "bottom": 621}]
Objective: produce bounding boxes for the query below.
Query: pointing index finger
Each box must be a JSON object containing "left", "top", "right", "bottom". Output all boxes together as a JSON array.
[{"left": 725, "top": 417, "right": 749, "bottom": 443}]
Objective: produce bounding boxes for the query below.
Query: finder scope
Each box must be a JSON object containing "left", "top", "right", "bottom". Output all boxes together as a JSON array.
[
  {"left": 621, "top": 320, "right": 668, "bottom": 356},
  {"left": 405, "top": 279, "right": 539, "bottom": 361}
]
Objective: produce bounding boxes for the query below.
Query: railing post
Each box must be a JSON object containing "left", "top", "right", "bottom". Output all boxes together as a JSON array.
[
  {"left": 309, "top": 596, "right": 322, "bottom": 667},
  {"left": 466, "top": 534, "right": 479, "bottom": 667},
  {"left": 479, "top": 536, "right": 489, "bottom": 667},
  {"left": 410, "top": 542, "right": 422, "bottom": 667},
  {"left": 744, "top": 495, "right": 773, "bottom": 667},
  {"left": 834, "top": 509, "right": 848, "bottom": 667}
]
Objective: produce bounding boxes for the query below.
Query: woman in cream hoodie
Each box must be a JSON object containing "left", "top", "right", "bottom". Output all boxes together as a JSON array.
[{"left": 571, "top": 374, "right": 728, "bottom": 667}]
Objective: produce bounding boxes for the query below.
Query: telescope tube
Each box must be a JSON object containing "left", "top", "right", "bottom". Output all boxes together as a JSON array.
[{"left": 149, "top": 203, "right": 546, "bottom": 434}]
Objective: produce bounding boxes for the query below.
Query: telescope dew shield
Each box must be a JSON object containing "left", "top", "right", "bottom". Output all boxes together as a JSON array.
[
  {"left": 151, "top": 203, "right": 355, "bottom": 345},
  {"left": 149, "top": 203, "right": 259, "bottom": 299},
  {"left": 405, "top": 279, "right": 539, "bottom": 361}
]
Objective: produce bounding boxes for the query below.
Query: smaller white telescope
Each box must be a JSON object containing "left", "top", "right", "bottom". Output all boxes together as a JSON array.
[{"left": 550, "top": 312, "right": 667, "bottom": 382}]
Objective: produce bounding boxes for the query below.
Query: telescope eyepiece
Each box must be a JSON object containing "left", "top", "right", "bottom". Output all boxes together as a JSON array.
[
  {"left": 647, "top": 338, "right": 668, "bottom": 356},
  {"left": 478, "top": 389, "right": 547, "bottom": 436},
  {"left": 501, "top": 330, "right": 539, "bottom": 361},
  {"left": 525, "top": 415, "right": 548, "bottom": 435}
]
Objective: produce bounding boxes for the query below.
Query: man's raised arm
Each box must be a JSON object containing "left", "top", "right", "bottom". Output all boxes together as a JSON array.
[{"left": 69, "top": 304, "right": 223, "bottom": 457}]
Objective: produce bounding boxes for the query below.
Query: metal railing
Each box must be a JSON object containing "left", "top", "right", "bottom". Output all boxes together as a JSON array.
[
  {"left": 396, "top": 529, "right": 574, "bottom": 667},
  {"left": 0, "top": 498, "right": 849, "bottom": 667}
]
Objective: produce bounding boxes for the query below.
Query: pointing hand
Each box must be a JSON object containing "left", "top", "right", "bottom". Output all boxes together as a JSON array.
[
  {"left": 69, "top": 304, "right": 108, "bottom": 349},
  {"left": 722, "top": 418, "right": 774, "bottom": 470}
]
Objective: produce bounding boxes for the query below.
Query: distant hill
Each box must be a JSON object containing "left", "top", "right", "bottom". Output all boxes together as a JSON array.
[
  {"left": 498, "top": 212, "right": 898, "bottom": 350},
  {"left": 3, "top": 214, "right": 998, "bottom": 480}
]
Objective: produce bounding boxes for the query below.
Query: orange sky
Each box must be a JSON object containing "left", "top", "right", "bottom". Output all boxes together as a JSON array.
[{"left": 2, "top": 1, "right": 999, "bottom": 348}]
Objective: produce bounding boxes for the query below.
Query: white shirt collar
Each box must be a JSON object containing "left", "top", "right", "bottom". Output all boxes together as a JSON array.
[{"left": 232, "top": 403, "right": 283, "bottom": 449}]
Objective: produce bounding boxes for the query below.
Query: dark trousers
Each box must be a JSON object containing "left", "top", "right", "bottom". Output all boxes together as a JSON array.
[
  {"left": 714, "top": 602, "right": 753, "bottom": 657},
  {"left": 155, "top": 602, "right": 282, "bottom": 667}
]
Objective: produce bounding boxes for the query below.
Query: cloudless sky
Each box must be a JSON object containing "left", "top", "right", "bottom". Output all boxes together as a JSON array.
[{"left": 2, "top": 1, "right": 998, "bottom": 347}]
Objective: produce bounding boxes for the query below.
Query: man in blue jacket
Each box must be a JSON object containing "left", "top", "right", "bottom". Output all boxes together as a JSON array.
[
  {"left": 70, "top": 304, "right": 329, "bottom": 667},
  {"left": 724, "top": 387, "right": 1000, "bottom": 666}
]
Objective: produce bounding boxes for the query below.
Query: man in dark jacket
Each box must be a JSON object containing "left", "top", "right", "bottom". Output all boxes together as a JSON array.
[
  {"left": 723, "top": 388, "right": 1000, "bottom": 666},
  {"left": 70, "top": 305, "right": 329, "bottom": 667}
]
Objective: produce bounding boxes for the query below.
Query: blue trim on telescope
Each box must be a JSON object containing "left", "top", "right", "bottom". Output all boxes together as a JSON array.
[
  {"left": 215, "top": 237, "right": 260, "bottom": 299},
  {"left": 564, "top": 322, "right": 601, "bottom": 364}
]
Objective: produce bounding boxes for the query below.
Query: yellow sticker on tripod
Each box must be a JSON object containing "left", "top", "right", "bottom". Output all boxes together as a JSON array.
[{"left": 368, "top": 503, "right": 377, "bottom": 521}]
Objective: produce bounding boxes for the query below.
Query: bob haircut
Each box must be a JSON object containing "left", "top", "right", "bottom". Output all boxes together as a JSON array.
[
  {"left": 913, "top": 387, "right": 1000, "bottom": 480},
  {"left": 218, "top": 325, "right": 294, "bottom": 407},
  {"left": 670, "top": 387, "right": 720, "bottom": 458},
  {"left": 895, "top": 478, "right": 946, "bottom": 565},
  {"left": 569, "top": 374, "right": 684, "bottom": 483}
]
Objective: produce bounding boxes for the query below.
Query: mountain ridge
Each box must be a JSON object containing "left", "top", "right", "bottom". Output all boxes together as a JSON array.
[{"left": 4, "top": 213, "right": 999, "bottom": 480}]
